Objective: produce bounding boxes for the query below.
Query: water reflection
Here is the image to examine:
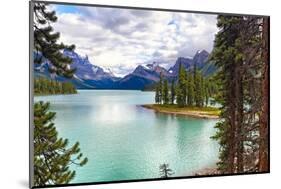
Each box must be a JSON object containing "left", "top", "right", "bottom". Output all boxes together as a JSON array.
[{"left": 34, "top": 90, "right": 219, "bottom": 183}]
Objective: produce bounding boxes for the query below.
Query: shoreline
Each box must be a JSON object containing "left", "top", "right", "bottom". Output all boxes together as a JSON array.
[
  {"left": 140, "top": 104, "right": 220, "bottom": 119},
  {"left": 34, "top": 92, "right": 77, "bottom": 97},
  {"left": 177, "top": 164, "right": 220, "bottom": 177},
  {"left": 192, "top": 167, "right": 220, "bottom": 176},
  {"left": 174, "top": 164, "right": 219, "bottom": 178}
]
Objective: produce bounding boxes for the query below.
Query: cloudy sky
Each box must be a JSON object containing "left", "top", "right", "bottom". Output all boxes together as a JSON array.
[{"left": 50, "top": 4, "right": 219, "bottom": 77}]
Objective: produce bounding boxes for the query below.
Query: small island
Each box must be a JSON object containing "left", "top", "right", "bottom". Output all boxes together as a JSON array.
[
  {"left": 141, "top": 104, "right": 220, "bottom": 119},
  {"left": 141, "top": 64, "right": 220, "bottom": 119}
]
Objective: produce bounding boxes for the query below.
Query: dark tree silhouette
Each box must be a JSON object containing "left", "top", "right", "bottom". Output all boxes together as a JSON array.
[
  {"left": 159, "top": 163, "right": 174, "bottom": 178},
  {"left": 33, "top": 2, "right": 76, "bottom": 78},
  {"left": 34, "top": 101, "right": 88, "bottom": 186}
]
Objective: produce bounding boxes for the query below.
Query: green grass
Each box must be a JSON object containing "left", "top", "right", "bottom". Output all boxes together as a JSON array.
[{"left": 143, "top": 104, "right": 221, "bottom": 117}]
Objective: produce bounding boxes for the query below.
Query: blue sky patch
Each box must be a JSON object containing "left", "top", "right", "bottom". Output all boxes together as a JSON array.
[{"left": 54, "top": 5, "right": 78, "bottom": 14}]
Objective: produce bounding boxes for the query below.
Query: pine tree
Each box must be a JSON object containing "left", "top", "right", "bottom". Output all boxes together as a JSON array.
[
  {"left": 163, "top": 80, "right": 169, "bottom": 104},
  {"left": 199, "top": 72, "right": 205, "bottom": 107},
  {"left": 155, "top": 83, "right": 160, "bottom": 104},
  {"left": 211, "top": 15, "right": 267, "bottom": 173},
  {"left": 186, "top": 72, "right": 195, "bottom": 106},
  {"left": 176, "top": 63, "right": 187, "bottom": 107},
  {"left": 208, "top": 75, "right": 220, "bottom": 106},
  {"left": 34, "top": 101, "right": 88, "bottom": 186},
  {"left": 159, "top": 73, "right": 163, "bottom": 104},
  {"left": 159, "top": 164, "right": 174, "bottom": 178},
  {"left": 259, "top": 17, "right": 269, "bottom": 172},
  {"left": 211, "top": 15, "right": 243, "bottom": 173},
  {"left": 170, "top": 80, "right": 175, "bottom": 105},
  {"left": 234, "top": 16, "right": 265, "bottom": 173},
  {"left": 204, "top": 79, "right": 210, "bottom": 106},
  {"left": 34, "top": 2, "right": 76, "bottom": 78},
  {"left": 194, "top": 66, "right": 204, "bottom": 107}
]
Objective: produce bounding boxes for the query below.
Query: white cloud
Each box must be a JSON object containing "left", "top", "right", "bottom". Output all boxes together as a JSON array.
[{"left": 51, "top": 5, "right": 218, "bottom": 76}]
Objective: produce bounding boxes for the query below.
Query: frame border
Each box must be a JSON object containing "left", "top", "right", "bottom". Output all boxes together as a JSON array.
[
  {"left": 29, "top": 1, "right": 34, "bottom": 188},
  {"left": 29, "top": 0, "right": 270, "bottom": 188}
]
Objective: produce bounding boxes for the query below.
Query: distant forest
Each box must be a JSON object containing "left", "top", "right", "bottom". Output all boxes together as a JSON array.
[{"left": 34, "top": 77, "right": 77, "bottom": 95}]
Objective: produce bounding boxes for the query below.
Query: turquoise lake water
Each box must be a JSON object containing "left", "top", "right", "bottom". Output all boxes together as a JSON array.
[{"left": 34, "top": 90, "right": 219, "bottom": 183}]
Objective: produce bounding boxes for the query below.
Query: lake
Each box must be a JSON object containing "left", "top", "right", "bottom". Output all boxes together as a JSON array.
[{"left": 34, "top": 90, "right": 219, "bottom": 183}]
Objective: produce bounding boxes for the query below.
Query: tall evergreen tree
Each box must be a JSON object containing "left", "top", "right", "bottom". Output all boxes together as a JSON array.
[
  {"left": 186, "top": 72, "right": 195, "bottom": 106},
  {"left": 34, "top": 101, "right": 88, "bottom": 186},
  {"left": 211, "top": 15, "right": 267, "bottom": 174},
  {"left": 34, "top": 2, "right": 76, "bottom": 78},
  {"left": 234, "top": 16, "right": 266, "bottom": 172},
  {"left": 159, "top": 73, "right": 163, "bottom": 104},
  {"left": 211, "top": 16, "right": 244, "bottom": 173},
  {"left": 194, "top": 66, "right": 204, "bottom": 107},
  {"left": 155, "top": 83, "right": 160, "bottom": 104},
  {"left": 199, "top": 72, "right": 205, "bottom": 107},
  {"left": 163, "top": 80, "right": 169, "bottom": 105},
  {"left": 259, "top": 17, "right": 269, "bottom": 172},
  {"left": 204, "top": 79, "right": 210, "bottom": 106},
  {"left": 170, "top": 80, "right": 175, "bottom": 105},
  {"left": 176, "top": 63, "right": 187, "bottom": 107}
]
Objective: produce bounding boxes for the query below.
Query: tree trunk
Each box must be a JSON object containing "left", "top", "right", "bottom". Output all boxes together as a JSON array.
[
  {"left": 237, "top": 65, "right": 244, "bottom": 173},
  {"left": 259, "top": 17, "right": 269, "bottom": 172},
  {"left": 228, "top": 70, "right": 237, "bottom": 173}
]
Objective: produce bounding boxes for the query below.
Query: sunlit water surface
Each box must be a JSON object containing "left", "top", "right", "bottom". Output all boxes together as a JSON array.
[{"left": 35, "top": 90, "right": 219, "bottom": 183}]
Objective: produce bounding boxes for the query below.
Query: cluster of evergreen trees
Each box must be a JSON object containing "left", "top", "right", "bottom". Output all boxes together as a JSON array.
[
  {"left": 155, "top": 64, "right": 217, "bottom": 107},
  {"left": 211, "top": 16, "right": 269, "bottom": 174},
  {"left": 34, "top": 77, "right": 77, "bottom": 95},
  {"left": 33, "top": 2, "right": 87, "bottom": 186}
]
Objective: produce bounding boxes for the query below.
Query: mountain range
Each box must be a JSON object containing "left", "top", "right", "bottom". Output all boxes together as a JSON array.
[{"left": 34, "top": 49, "right": 217, "bottom": 90}]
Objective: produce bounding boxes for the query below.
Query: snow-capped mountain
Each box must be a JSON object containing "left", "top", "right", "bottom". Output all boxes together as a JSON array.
[
  {"left": 34, "top": 49, "right": 217, "bottom": 90},
  {"left": 115, "top": 62, "right": 173, "bottom": 89},
  {"left": 63, "top": 50, "right": 118, "bottom": 81},
  {"left": 34, "top": 50, "right": 120, "bottom": 89}
]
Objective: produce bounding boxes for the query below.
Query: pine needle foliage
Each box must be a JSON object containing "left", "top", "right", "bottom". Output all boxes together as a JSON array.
[
  {"left": 33, "top": 101, "right": 88, "bottom": 186},
  {"left": 33, "top": 2, "right": 76, "bottom": 78}
]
